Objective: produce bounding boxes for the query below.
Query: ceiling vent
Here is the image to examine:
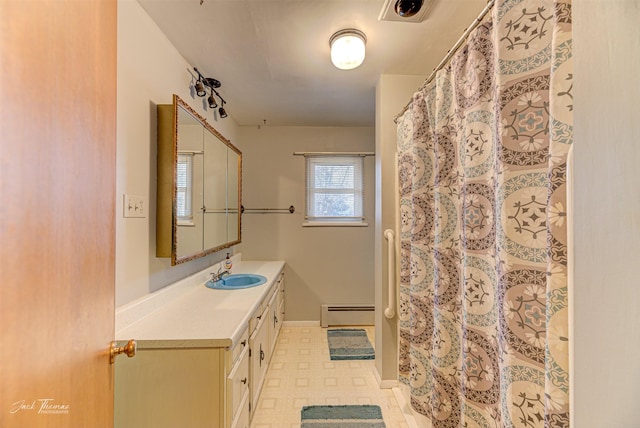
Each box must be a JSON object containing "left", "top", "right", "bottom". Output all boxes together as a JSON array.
[{"left": 378, "top": 0, "right": 429, "bottom": 23}]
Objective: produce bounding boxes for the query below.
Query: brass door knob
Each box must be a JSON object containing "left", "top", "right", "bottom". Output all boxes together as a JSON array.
[{"left": 110, "top": 339, "right": 137, "bottom": 364}]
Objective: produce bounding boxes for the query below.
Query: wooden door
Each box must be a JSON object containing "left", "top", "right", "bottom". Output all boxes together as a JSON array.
[{"left": 0, "top": 1, "right": 117, "bottom": 427}]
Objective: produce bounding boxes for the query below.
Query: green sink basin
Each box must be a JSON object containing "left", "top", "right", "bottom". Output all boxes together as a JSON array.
[{"left": 205, "top": 273, "right": 267, "bottom": 290}]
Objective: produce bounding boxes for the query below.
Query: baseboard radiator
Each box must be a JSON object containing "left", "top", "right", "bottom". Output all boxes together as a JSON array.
[{"left": 320, "top": 304, "right": 375, "bottom": 328}]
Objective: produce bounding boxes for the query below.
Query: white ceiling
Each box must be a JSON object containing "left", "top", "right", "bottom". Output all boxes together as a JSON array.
[{"left": 137, "top": 0, "right": 487, "bottom": 127}]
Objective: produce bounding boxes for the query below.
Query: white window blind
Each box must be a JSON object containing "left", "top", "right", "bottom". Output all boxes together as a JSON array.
[
  {"left": 305, "top": 155, "right": 365, "bottom": 225},
  {"left": 176, "top": 154, "right": 193, "bottom": 222}
]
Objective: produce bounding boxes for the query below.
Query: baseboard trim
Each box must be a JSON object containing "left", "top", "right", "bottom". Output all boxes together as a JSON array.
[
  {"left": 379, "top": 379, "right": 398, "bottom": 389},
  {"left": 372, "top": 367, "right": 398, "bottom": 389},
  {"left": 392, "top": 386, "right": 422, "bottom": 428},
  {"left": 282, "top": 320, "right": 320, "bottom": 327}
]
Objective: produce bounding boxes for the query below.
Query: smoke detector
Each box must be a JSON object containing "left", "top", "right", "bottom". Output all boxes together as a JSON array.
[{"left": 378, "top": 0, "right": 429, "bottom": 23}]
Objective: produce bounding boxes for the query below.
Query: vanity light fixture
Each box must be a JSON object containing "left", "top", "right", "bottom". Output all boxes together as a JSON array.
[
  {"left": 194, "top": 76, "right": 206, "bottom": 97},
  {"left": 207, "top": 90, "right": 218, "bottom": 109},
  {"left": 329, "top": 29, "right": 367, "bottom": 70},
  {"left": 218, "top": 100, "right": 228, "bottom": 119},
  {"left": 210, "top": 86, "right": 227, "bottom": 118},
  {"left": 193, "top": 67, "right": 228, "bottom": 118}
]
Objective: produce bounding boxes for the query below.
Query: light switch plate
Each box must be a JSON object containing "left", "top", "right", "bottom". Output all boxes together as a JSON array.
[{"left": 123, "top": 194, "right": 146, "bottom": 218}]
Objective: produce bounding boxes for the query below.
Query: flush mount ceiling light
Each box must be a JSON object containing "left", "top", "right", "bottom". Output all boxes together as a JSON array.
[{"left": 329, "top": 29, "right": 367, "bottom": 70}]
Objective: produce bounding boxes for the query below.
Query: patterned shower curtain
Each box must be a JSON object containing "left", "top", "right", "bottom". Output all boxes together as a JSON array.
[{"left": 396, "top": 0, "right": 572, "bottom": 426}]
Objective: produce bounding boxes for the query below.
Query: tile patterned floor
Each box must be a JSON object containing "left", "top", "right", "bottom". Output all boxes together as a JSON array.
[{"left": 250, "top": 325, "right": 409, "bottom": 428}]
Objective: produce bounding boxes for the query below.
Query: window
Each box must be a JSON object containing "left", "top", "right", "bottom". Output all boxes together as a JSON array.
[
  {"left": 176, "top": 154, "right": 194, "bottom": 225},
  {"left": 304, "top": 155, "right": 367, "bottom": 226}
]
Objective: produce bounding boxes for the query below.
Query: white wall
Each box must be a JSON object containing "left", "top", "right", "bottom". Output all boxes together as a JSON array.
[
  {"left": 573, "top": 1, "right": 640, "bottom": 426},
  {"left": 236, "top": 126, "right": 375, "bottom": 321},
  {"left": 116, "top": 0, "right": 239, "bottom": 306}
]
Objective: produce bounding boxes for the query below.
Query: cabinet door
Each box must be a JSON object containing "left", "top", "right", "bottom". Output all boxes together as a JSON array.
[
  {"left": 230, "top": 393, "right": 249, "bottom": 428},
  {"left": 267, "top": 291, "right": 279, "bottom": 358},
  {"left": 276, "top": 293, "right": 284, "bottom": 338},
  {"left": 249, "top": 309, "right": 269, "bottom": 415},
  {"left": 278, "top": 273, "right": 285, "bottom": 321},
  {"left": 276, "top": 273, "right": 285, "bottom": 339}
]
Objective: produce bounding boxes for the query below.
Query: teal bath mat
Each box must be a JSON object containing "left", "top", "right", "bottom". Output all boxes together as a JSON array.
[
  {"left": 327, "top": 329, "right": 374, "bottom": 360},
  {"left": 301, "top": 404, "right": 385, "bottom": 427}
]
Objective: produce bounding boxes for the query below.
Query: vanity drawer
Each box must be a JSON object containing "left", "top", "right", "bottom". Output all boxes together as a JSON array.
[
  {"left": 231, "top": 328, "right": 249, "bottom": 365},
  {"left": 249, "top": 304, "right": 268, "bottom": 333},
  {"left": 227, "top": 343, "right": 250, "bottom": 422}
]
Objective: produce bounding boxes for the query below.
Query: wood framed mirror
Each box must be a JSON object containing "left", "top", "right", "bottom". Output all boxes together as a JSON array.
[{"left": 156, "top": 94, "right": 241, "bottom": 265}]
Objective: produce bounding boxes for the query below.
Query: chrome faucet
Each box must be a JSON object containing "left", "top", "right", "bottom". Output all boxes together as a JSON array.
[{"left": 210, "top": 266, "right": 230, "bottom": 282}]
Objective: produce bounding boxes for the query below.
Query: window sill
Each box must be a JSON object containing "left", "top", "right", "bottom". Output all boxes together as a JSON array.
[{"left": 302, "top": 221, "right": 368, "bottom": 227}]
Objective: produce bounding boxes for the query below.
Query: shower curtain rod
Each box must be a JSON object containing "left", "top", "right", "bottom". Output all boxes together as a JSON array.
[{"left": 393, "top": 0, "right": 495, "bottom": 123}]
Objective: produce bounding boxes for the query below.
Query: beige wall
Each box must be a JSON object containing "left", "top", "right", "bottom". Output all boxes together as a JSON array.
[
  {"left": 235, "top": 126, "right": 375, "bottom": 321},
  {"left": 573, "top": 1, "right": 640, "bottom": 426},
  {"left": 116, "top": 0, "right": 239, "bottom": 306},
  {"left": 375, "top": 75, "right": 426, "bottom": 383}
]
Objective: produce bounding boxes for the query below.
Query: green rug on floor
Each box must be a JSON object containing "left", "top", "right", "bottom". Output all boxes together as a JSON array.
[
  {"left": 301, "top": 404, "right": 385, "bottom": 427},
  {"left": 327, "top": 328, "right": 374, "bottom": 360}
]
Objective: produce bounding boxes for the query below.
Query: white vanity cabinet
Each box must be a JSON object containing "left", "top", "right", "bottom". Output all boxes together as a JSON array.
[
  {"left": 114, "top": 346, "right": 226, "bottom": 427},
  {"left": 114, "top": 262, "right": 285, "bottom": 428},
  {"left": 115, "top": 333, "right": 251, "bottom": 428},
  {"left": 249, "top": 271, "right": 285, "bottom": 417}
]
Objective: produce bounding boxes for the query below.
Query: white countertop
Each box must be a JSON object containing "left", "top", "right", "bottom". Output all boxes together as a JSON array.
[{"left": 115, "top": 258, "right": 285, "bottom": 350}]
